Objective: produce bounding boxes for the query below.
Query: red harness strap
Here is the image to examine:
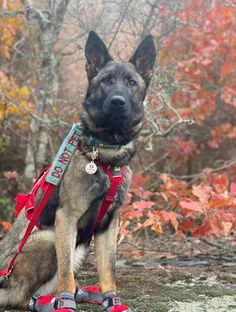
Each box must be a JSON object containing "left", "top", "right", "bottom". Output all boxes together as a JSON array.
[
  {"left": 92, "top": 164, "right": 126, "bottom": 232},
  {"left": 0, "top": 168, "right": 56, "bottom": 282},
  {"left": 15, "top": 167, "right": 51, "bottom": 224},
  {"left": 0, "top": 164, "right": 125, "bottom": 282}
]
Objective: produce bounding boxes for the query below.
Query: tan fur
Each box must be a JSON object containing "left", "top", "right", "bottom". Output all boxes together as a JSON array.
[
  {"left": 94, "top": 213, "right": 119, "bottom": 293},
  {"left": 0, "top": 32, "right": 156, "bottom": 309},
  {"left": 0, "top": 148, "right": 132, "bottom": 307}
]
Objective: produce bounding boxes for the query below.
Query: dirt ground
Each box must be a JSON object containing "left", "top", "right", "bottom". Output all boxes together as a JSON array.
[
  {"left": 2, "top": 265, "right": 235, "bottom": 312},
  {"left": 73, "top": 261, "right": 236, "bottom": 312},
  {"left": 1, "top": 236, "right": 236, "bottom": 312}
]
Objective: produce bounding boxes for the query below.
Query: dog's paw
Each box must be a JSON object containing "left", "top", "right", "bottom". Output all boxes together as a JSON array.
[
  {"left": 75, "top": 285, "right": 102, "bottom": 305},
  {"left": 29, "top": 292, "right": 76, "bottom": 312},
  {"left": 102, "top": 292, "right": 132, "bottom": 312}
]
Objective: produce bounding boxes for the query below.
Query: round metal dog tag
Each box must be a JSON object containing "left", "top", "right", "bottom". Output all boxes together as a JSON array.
[{"left": 85, "top": 161, "right": 97, "bottom": 174}]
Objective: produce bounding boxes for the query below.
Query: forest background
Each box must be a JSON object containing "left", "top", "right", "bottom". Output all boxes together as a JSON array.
[{"left": 0, "top": 0, "right": 236, "bottom": 248}]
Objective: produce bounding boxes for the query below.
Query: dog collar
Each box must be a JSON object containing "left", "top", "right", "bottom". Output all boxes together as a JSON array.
[
  {"left": 87, "top": 136, "right": 121, "bottom": 149},
  {"left": 77, "top": 121, "right": 121, "bottom": 150}
]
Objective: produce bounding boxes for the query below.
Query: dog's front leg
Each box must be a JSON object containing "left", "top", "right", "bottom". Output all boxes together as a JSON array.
[
  {"left": 94, "top": 213, "right": 119, "bottom": 294},
  {"left": 28, "top": 209, "right": 79, "bottom": 311},
  {"left": 55, "top": 208, "right": 77, "bottom": 294},
  {"left": 94, "top": 214, "right": 132, "bottom": 311}
]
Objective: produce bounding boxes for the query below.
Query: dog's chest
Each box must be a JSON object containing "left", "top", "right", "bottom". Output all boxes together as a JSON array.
[{"left": 60, "top": 152, "right": 111, "bottom": 214}]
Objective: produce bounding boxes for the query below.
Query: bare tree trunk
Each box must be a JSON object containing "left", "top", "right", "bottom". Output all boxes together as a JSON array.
[{"left": 21, "top": 0, "right": 70, "bottom": 191}]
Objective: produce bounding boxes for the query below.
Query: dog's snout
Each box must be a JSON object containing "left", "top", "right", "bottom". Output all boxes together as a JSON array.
[
  {"left": 110, "top": 95, "right": 126, "bottom": 106},
  {"left": 103, "top": 94, "right": 131, "bottom": 117}
]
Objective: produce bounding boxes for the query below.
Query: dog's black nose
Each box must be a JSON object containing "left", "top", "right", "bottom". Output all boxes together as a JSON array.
[{"left": 110, "top": 95, "right": 126, "bottom": 106}]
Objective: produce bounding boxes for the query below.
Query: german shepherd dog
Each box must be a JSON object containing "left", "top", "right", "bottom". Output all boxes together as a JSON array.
[{"left": 0, "top": 31, "right": 156, "bottom": 311}]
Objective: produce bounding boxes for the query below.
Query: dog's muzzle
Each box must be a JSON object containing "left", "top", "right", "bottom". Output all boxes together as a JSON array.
[{"left": 103, "top": 95, "right": 131, "bottom": 117}]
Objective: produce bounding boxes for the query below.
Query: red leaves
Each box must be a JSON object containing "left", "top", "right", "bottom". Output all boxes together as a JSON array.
[
  {"left": 207, "top": 140, "right": 219, "bottom": 149},
  {"left": 221, "top": 63, "right": 232, "bottom": 78},
  {"left": 118, "top": 2, "right": 236, "bottom": 241},
  {"left": 192, "top": 184, "right": 212, "bottom": 202},
  {"left": 129, "top": 173, "right": 150, "bottom": 197},
  {"left": 179, "top": 220, "right": 195, "bottom": 233},
  {"left": 179, "top": 175, "right": 236, "bottom": 236},
  {"left": 230, "top": 183, "right": 236, "bottom": 197},
  {"left": 208, "top": 123, "right": 236, "bottom": 149},
  {"left": 167, "top": 137, "right": 197, "bottom": 168},
  {"left": 133, "top": 200, "right": 154, "bottom": 211},
  {"left": 131, "top": 173, "right": 149, "bottom": 189},
  {"left": 119, "top": 171, "right": 236, "bottom": 241},
  {"left": 210, "top": 175, "right": 228, "bottom": 193},
  {"left": 180, "top": 199, "right": 204, "bottom": 215},
  {"left": 164, "top": 3, "right": 236, "bottom": 127},
  {"left": 119, "top": 173, "right": 181, "bottom": 239},
  {"left": 221, "top": 88, "right": 236, "bottom": 107},
  {"left": 193, "top": 219, "right": 221, "bottom": 237}
]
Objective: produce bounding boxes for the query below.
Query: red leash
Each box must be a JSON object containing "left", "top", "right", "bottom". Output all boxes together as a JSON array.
[{"left": 0, "top": 169, "right": 56, "bottom": 281}]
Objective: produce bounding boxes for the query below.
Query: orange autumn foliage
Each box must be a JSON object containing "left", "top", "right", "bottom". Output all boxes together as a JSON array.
[
  {"left": 0, "top": 0, "right": 32, "bottom": 125},
  {"left": 120, "top": 172, "right": 236, "bottom": 240}
]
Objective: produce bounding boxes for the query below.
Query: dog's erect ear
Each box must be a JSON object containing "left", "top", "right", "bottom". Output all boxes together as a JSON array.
[
  {"left": 129, "top": 35, "right": 156, "bottom": 86},
  {"left": 85, "top": 31, "right": 112, "bottom": 80}
]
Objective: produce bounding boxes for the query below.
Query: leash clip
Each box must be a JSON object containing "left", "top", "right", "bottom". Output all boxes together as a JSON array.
[
  {"left": 0, "top": 275, "right": 9, "bottom": 283},
  {"left": 91, "top": 147, "right": 98, "bottom": 161},
  {"left": 0, "top": 267, "right": 13, "bottom": 283}
]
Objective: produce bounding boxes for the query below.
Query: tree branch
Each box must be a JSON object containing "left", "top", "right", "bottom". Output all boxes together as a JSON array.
[
  {"left": 107, "top": 0, "right": 134, "bottom": 50},
  {"left": 167, "top": 158, "right": 236, "bottom": 180},
  {"left": 142, "top": 91, "right": 194, "bottom": 139},
  {"left": 0, "top": 9, "right": 25, "bottom": 17},
  {"left": 21, "top": 0, "right": 51, "bottom": 25},
  {"left": 53, "top": 0, "right": 70, "bottom": 38}
]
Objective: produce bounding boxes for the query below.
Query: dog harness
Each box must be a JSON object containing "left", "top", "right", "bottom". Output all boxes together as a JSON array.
[{"left": 0, "top": 122, "right": 126, "bottom": 282}]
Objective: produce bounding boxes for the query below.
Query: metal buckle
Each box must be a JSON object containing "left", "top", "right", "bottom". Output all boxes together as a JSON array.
[
  {"left": 112, "top": 297, "right": 121, "bottom": 305},
  {"left": 0, "top": 267, "right": 13, "bottom": 283},
  {"left": 0, "top": 274, "right": 9, "bottom": 283},
  {"left": 29, "top": 293, "right": 41, "bottom": 311},
  {"left": 102, "top": 295, "right": 121, "bottom": 309}
]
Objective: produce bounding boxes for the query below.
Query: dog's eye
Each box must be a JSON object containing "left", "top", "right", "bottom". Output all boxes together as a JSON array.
[
  {"left": 128, "top": 79, "right": 136, "bottom": 87},
  {"left": 102, "top": 74, "right": 114, "bottom": 85},
  {"left": 103, "top": 77, "right": 110, "bottom": 84}
]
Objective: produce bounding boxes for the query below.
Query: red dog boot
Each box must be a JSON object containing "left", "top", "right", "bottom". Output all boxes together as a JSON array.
[
  {"left": 29, "top": 292, "right": 77, "bottom": 312},
  {"left": 102, "top": 292, "right": 132, "bottom": 312},
  {"left": 75, "top": 285, "right": 102, "bottom": 305},
  {"left": 29, "top": 294, "right": 56, "bottom": 312}
]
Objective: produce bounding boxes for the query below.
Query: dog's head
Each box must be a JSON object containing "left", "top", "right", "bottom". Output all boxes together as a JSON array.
[{"left": 82, "top": 31, "right": 156, "bottom": 145}]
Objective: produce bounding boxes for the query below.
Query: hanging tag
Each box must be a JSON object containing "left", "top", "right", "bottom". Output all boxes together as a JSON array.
[
  {"left": 85, "top": 161, "right": 97, "bottom": 175},
  {"left": 85, "top": 147, "right": 98, "bottom": 175}
]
